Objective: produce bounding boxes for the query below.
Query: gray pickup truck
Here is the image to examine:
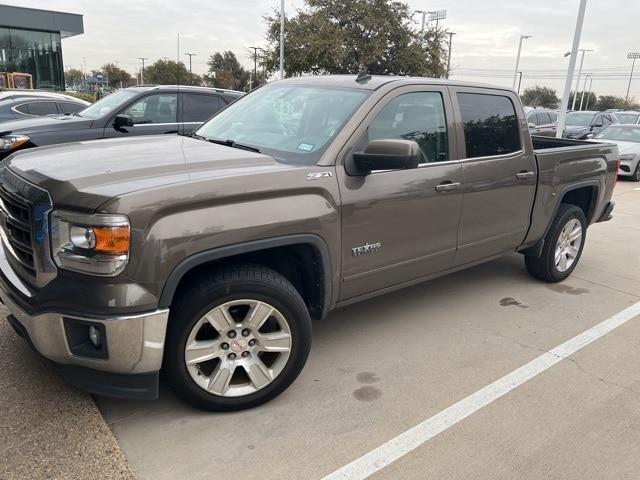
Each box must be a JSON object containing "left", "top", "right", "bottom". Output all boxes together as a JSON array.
[{"left": 0, "top": 75, "right": 617, "bottom": 411}]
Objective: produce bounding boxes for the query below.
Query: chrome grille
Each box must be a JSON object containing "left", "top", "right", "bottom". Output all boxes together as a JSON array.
[
  {"left": 0, "top": 167, "right": 55, "bottom": 289},
  {"left": 0, "top": 183, "right": 35, "bottom": 276}
]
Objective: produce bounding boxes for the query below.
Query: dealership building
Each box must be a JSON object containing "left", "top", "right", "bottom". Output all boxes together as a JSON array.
[{"left": 0, "top": 5, "right": 83, "bottom": 90}]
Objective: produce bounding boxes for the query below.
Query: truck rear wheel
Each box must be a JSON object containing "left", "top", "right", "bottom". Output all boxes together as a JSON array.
[
  {"left": 164, "top": 264, "right": 312, "bottom": 411},
  {"left": 525, "top": 204, "right": 586, "bottom": 282}
]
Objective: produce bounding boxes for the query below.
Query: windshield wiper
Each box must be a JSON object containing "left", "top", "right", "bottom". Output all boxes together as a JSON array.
[{"left": 206, "top": 138, "right": 261, "bottom": 153}]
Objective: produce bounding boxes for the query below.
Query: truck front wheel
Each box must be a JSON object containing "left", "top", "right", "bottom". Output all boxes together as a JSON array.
[
  {"left": 525, "top": 204, "right": 587, "bottom": 282},
  {"left": 164, "top": 264, "right": 312, "bottom": 411}
]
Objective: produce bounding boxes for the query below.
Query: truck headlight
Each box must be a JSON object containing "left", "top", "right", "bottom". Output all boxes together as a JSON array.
[
  {"left": 0, "top": 135, "right": 30, "bottom": 151},
  {"left": 50, "top": 211, "right": 130, "bottom": 276}
]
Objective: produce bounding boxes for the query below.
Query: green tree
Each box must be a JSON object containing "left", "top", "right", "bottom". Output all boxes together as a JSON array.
[
  {"left": 595, "top": 95, "right": 640, "bottom": 111},
  {"left": 205, "top": 51, "right": 250, "bottom": 90},
  {"left": 521, "top": 86, "right": 559, "bottom": 108},
  {"left": 101, "top": 63, "right": 133, "bottom": 88},
  {"left": 144, "top": 59, "right": 197, "bottom": 85},
  {"left": 64, "top": 68, "right": 83, "bottom": 86},
  {"left": 263, "top": 0, "right": 447, "bottom": 77}
]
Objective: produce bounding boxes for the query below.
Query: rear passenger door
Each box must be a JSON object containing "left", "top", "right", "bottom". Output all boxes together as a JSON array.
[
  {"left": 180, "top": 93, "right": 227, "bottom": 134},
  {"left": 535, "top": 112, "right": 555, "bottom": 137},
  {"left": 450, "top": 88, "right": 537, "bottom": 266}
]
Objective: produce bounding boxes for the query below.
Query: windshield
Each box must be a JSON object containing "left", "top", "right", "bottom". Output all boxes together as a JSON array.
[
  {"left": 78, "top": 89, "right": 139, "bottom": 119},
  {"left": 614, "top": 113, "right": 640, "bottom": 124},
  {"left": 595, "top": 126, "right": 640, "bottom": 143},
  {"left": 565, "top": 112, "right": 594, "bottom": 127},
  {"left": 195, "top": 84, "right": 370, "bottom": 165}
]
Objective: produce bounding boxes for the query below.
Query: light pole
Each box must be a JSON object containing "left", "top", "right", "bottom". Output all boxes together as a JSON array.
[
  {"left": 138, "top": 57, "right": 148, "bottom": 85},
  {"left": 571, "top": 49, "right": 593, "bottom": 110},
  {"left": 446, "top": 31, "right": 456, "bottom": 79},
  {"left": 279, "top": 0, "right": 284, "bottom": 79},
  {"left": 185, "top": 53, "right": 195, "bottom": 75},
  {"left": 249, "top": 47, "right": 264, "bottom": 88},
  {"left": 579, "top": 73, "right": 590, "bottom": 111},
  {"left": 517, "top": 71, "right": 523, "bottom": 94},
  {"left": 626, "top": 52, "right": 640, "bottom": 104},
  {"left": 556, "top": 0, "right": 588, "bottom": 139},
  {"left": 512, "top": 35, "right": 532, "bottom": 90},
  {"left": 585, "top": 75, "right": 594, "bottom": 110}
]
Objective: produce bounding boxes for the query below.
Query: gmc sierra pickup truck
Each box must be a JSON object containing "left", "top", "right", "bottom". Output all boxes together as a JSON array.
[{"left": 0, "top": 75, "right": 617, "bottom": 411}]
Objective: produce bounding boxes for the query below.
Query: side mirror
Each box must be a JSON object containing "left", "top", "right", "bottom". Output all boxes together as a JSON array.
[
  {"left": 113, "top": 114, "right": 134, "bottom": 129},
  {"left": 592, "top": 123, "right": 603, "bottom": 129},
  {"left": 348, "top": 139, "right": 421, "bottom": 175},
  {"left": 528, "top": 122, "right": 536, "bottom": 129},
  {"left": 585, "top": 133, "right": 595, "bottom": 139}
]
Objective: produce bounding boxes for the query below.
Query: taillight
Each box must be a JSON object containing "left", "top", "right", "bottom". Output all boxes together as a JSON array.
[{"left": 613, "top": 159, "right": 620, "bottom": 188}]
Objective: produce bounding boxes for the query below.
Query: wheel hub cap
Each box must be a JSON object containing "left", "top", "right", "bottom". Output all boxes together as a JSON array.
[
  {"left": 184, "top": 299, "right": 292, "bottom": 397},
  {"left": 554, "top": 218, "right": 583, "bottom": 273}
]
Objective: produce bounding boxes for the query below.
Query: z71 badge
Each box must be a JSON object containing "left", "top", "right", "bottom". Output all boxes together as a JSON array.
[{"left": 352, "top": 242, "right": 382, "bottom": 256}]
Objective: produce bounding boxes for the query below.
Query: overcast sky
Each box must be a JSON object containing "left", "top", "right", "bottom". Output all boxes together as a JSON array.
[{"left": 5, "top": 0, "right": 640, "bottom": 98}]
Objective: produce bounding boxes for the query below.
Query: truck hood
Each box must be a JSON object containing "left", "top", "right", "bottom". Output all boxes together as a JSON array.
[
  {"left": 0, "top": 114, "right": 93, "bottom": 135},
  {"left": 7, "top": 135, "right": 282, "bottom": 211}
]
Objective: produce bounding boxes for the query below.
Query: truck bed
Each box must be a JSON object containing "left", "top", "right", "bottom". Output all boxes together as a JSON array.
[{"left": 522, "top": 135, "right": 619, "bottom": 248}]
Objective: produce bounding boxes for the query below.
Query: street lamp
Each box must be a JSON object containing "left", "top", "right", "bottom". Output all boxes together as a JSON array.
[
  {"left": 279, "top": 0, "right": 285, "bottom": 79},
  {"left": 626, "top": 52, "right": 640, "bottom": 103},
  {"left": 556, "top": 0, "right": 588, "bottom": 139},
  {"left": 579, "top": 73, "right": 591, "bottom": 111},
  {"left": 512, "top": 35, "right": 532, "bottom": 90},
  {"left": 571, "top": 48, "right": 593, "bottom": 110},
  {"left": 138, "top": 57, "right": 148, "bottom": 85},
  {"left": 585, "top": 75, "right": 594, "bottom": 110}
]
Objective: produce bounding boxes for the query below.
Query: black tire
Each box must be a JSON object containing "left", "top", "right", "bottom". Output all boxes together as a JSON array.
[
  {"left": 525, "top": 204, "right": 587, "bottom": 283},
  {"left": 632, "top": 164, "right": 640, "bottom": 182},
  {"left": 164, "top": 264, "right": 312, "bottom": 411}
]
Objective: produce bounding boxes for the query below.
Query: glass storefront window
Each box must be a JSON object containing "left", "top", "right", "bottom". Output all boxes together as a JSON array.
[{"left": 0, "top": 27, "right": 64, "bottom": 90}]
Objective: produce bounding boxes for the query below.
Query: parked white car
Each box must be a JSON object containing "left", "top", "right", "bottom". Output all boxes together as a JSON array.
[{"left": 592, "top": 125, "right": 640, "bottom": 181}]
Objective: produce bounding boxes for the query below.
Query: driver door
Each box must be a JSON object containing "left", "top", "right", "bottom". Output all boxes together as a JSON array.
[
  {"left": 104, "top": 93, "right": 179, "bottom": 138},
  {"left": 337, "top": 86, "right": 463, "bottom": 300}
]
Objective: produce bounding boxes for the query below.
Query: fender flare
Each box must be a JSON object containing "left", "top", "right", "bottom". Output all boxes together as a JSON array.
[{"left": 157, "top": 234, "right": 332, "bottom": 317}]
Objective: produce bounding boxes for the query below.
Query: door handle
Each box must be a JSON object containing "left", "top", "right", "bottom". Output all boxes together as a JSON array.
[
  {"left": 515, "top": 171, "right": 536, "bottom": 180},
  {"left": 435, "top": 182, "right": 461, "bottom": 192}
]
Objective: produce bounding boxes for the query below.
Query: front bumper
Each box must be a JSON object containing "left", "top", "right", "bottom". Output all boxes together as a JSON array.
[{"left": 618, "top": 158, "right": 639, "bottom": 177}]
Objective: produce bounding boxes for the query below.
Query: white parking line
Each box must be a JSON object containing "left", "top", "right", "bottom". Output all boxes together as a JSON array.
[
  {"left": 323, "top": 301, "right": 640, "bottom": 480},
  {"left": 634, "top": 187, "right": 640, "bottom": 191}
]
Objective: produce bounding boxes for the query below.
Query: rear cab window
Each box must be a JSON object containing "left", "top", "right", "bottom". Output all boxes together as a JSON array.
[{"left": 457, "top": 92, "right": 521, "bottom": 158}]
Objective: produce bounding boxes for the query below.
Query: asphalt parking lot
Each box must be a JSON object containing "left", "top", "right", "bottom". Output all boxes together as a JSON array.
[{"left": 93, "top": 181, "right": 640, "bottom": 480}]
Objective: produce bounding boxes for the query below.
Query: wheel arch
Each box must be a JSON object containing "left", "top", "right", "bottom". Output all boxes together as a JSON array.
[{"left": 158, "top": 234, "right": 332, "bottom": 320}]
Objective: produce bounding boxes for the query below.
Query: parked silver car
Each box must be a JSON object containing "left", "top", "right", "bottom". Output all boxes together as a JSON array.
[{"left": 592, "top": 124, "right": 640, "bottom": 181}]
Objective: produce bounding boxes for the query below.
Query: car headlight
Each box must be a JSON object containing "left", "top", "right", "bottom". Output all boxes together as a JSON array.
[
  {"left": 0, "top": 135, "right": 30, "bottom": 151},
  {"left": 50, "top": 211, "right": 130, "bottom": 276},
  {"left": 619, "top": 154, "right": 636, "bottom": 161}
]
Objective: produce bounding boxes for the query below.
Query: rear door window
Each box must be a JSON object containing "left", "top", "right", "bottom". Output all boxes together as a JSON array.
[
  {"left": 24, "top": 101, "right": 58, "bottom": 116},
  {"left": 536, "top": 112, "right": 551, "bottom": 125},
  {"left": 58, "top": 102, "right": 85, "bottom": 114},
  {"left": 457, "top": 93, "right": 521, "bottom": 158},
  {"left": 182, "top": 93, "right": 226, "bottom": 123}
]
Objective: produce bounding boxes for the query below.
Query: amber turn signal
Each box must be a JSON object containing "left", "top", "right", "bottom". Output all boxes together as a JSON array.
[{"left": 93, "top": 226, "right": 130, "bottom": 254}]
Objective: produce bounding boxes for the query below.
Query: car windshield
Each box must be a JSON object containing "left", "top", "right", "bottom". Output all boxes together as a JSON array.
[
  {"left": 78, "top": 89, "right": 139, "bottom": 119},
  {"left": 614, "top": 113, "right": 640, "bottom": 124},
  {"left": 595, "top": 126, "right": 640, "bottom": 143},
  {"left": 565, "top": 112, "right": 595, "bottom": 126},
  {"left": 195, "top": 84, "right": 370, "bottom": 165}
]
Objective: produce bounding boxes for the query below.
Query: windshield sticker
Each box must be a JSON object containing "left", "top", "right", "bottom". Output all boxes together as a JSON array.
[{"left": 297, "top": 143, "right": 315, "bottom": 152}]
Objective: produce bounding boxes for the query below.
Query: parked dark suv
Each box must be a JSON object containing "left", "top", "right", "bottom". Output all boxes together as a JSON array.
[
  {"left": 0, "top": 85, "right": 242, "bottom": 159},
  {"left": 563, "top": 111, "right": 619, "bottom": 139}
]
